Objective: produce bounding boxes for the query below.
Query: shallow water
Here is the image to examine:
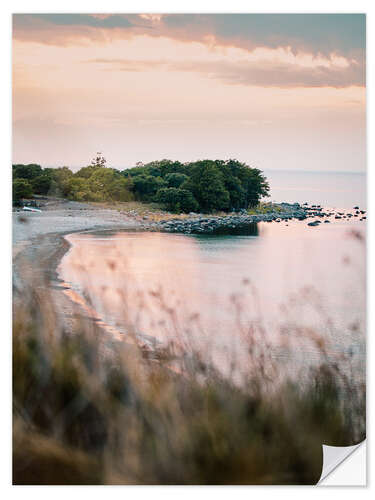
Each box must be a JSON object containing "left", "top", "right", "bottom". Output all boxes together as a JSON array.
[{"left": 59, "top": 216, "right": 366, "bottom": 379}]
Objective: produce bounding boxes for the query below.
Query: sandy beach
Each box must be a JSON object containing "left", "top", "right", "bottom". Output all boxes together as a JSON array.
[{"left": 13, "top": 201, "right": 143, "bottom": 337}]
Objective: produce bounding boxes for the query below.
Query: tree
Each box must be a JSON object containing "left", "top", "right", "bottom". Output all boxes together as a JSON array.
[
  {"left": 31, "top": 174, "right": 53, "bottom": 195},
  {"left": 188, "top": 161, "right": 230, "bottom": 212},
  {"left": 165, "top": 173, "right": 189, "bottom": 188},
  {"left": 13, "top": 164, "right": 43, "bottom": 180},
  {"left": 91, "top": 152, "right": 107, "bottom": 168},
  {"left": 238, "top": 166, "right": 270, "bottom": 207},
  {"left": 67, "top": 167, "right": 133, "bottom": 202},
  {"left": 127, "top": 158, "right": 270, "bottom": 213},
  {"left": 52, "top": 167, "right": 74, "bottom": 197},
  {"left": 74, "top": 165, "right": 102, "bottom": 179},
  {"left": 224, "top": 175, "right": 246, "bottom": 210},
  {"left": 156, "top": 187, "right": 198, "bottom": 213},
  {"left": 132, "top": 175, "right": 166, "bottom": 201},
  {"left": 13, "top": 179, "right": 33, "bottom": 203},
  {"left": 109, "top": 177, "right": 134, "bottom": 202}
]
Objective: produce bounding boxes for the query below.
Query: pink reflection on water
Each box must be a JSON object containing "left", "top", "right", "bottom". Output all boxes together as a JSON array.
[{"left": 58, "top": 221, "right": 365, "bottom": 381}]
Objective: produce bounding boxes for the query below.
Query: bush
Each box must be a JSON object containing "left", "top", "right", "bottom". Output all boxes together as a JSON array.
[
  {"left": 165, "top": 173, "right": 189, "bottom": 188},
  {"left": 31, "top": 174, "right": 52, "bottom": 195},
  {"left": 13, "top": 179, "right": 33, "bottom": 203},
  {"left": 13, "top": 164, "right": 43, "bottom": 181},
  {"left": 62, "top": 167, "right": 134, "bottom": 202},
  {"left": 132, "top": 175, "right": 166, "bottom": 201},
  {"left": 156, "top": 187, "right": 199, "bottom": 213}
]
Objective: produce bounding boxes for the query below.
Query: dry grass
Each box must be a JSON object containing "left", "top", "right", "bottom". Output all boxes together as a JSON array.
[
  {"left": 87, "top": 200, "right": 288, "bottom": 221},
  {"left": 13, "top": 266, "right": 365, "bottom": 485},
  {"left": 247, "top": 202, "right": 285, "bottom": 215}
]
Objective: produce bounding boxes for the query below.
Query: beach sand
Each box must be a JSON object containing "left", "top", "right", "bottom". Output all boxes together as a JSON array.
[{"left": 12, "top": 201, "right": 142, "bottom": 339}]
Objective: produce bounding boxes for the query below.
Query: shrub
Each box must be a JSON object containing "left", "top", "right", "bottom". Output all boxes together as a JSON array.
[
  {"left": 13, "top": 178, "right": 33, "bottom": 203},
  {"left": 156, "top": 187, "right": 199, "bottom": 213},
  {"left": 131, "top": 175, "right": 166, "bottom": 201},
  {"left": 165, "top": 172, "right": 189, "bottom": 188}
]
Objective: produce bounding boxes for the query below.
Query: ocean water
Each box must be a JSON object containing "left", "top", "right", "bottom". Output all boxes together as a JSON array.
[
  {"left": 264, "top": 170, "right": 366, "bottom": 210},
  {"left": 58, "top": 170, "right": 366, "bottom": 378}
]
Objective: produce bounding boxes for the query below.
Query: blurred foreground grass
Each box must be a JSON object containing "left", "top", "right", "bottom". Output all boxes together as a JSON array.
[{"left": 13, "top": 281, "right": 365, "bottom": 485}]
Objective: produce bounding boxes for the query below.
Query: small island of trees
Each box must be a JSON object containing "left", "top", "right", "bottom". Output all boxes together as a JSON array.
[{"left": 13, "top": 156, "right": 270, "bottom": 213}]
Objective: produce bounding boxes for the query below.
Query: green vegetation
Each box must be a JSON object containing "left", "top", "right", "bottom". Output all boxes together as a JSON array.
[
  {"left": 12, "top": 154, "right": 134, "bottom": 205},
  {"left": 156, "top": 187, "right": 199, "bottom": 213},
  {"left": 13, "top": 178, "right": 33, "bottom": 203},
  {"left": 125, "top": 159, "right": 270, "bottom": 213},
  {"left": 12, "top": 157, "right": 270, "bottom": 213}
]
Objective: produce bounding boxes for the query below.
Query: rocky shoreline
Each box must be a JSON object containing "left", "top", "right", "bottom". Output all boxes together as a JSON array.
[
  {"left": 146, "top": 202, "right": 366, "bottom": 235},
  {"left": 14, "top": 199, "right": 366, "bottom": 240}
]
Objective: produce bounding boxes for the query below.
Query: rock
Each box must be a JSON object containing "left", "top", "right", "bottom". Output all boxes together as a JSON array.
[
  {"left": 307, "top": 221, "right": 320, "bottom": 227},
  {"left": 354, "top": 206, "right": 359, "bottom": 209}
]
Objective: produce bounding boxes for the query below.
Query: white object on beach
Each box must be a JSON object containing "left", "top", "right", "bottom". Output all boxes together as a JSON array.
[{"left": 23, "top": 206, "right": 42, "bottom": 213}]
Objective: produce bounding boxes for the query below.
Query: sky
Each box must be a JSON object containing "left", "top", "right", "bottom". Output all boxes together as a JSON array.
[{"left": 12, "top": 13, "right": 366, "bottom": 172}]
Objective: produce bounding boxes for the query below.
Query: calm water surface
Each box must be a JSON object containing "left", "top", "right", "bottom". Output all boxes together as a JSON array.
[
  {"left": 59, "top": 217, "right": 366, "bottom": 377},
  {"left": 264, "top": 170, "right": 366, "bottom": 209}
]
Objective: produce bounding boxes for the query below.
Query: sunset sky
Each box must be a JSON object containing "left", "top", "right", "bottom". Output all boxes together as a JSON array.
[{"left": 12, "top": 14, "right": 366, "bottom": 172}]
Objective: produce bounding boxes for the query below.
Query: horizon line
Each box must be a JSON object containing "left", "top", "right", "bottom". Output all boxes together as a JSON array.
[{"left": 13, "top": 163, "right": 366, "bottom": 176}]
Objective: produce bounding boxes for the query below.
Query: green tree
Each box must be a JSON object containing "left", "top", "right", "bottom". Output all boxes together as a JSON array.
[
  {"left": 13, "top": 164, "right": 43, "bottom": 180},
  {"left": 65, "top": 178, "right": 91, "bottom": 201},
  {"left": 52, "top": 167, "right": 74, "bottom": 197},
  {"left": 239, "top": 167, "right": 270, "bottom": 207},
  {"left": 132, "top": 175, "right": 166, "bottom": 201},
  {"left": 74, "top": 165, "right": 102, "bottom": 179},
  {"left": 109, "top": 177, "right": 134, "bottom": 202},
  {"left": 118, "top": 158, "right": 270, "bottom": 212},
  {"left": 31, "top": 174, "right": 53, "bottom": 195},
  {"left": 189, "top": 161, "right": 230, "bottom": 212},
  {"left": 13, "top": 179, "right": 33, "bottom": 203},
  {"left": 68, "top": 167, "right": 133, "bottom": 202},
  {"left": 156, "top": 187, "right": 198, "bottom": 213},
  {"left": 165, "top": 173, "right": 189, "bottom": 188}
]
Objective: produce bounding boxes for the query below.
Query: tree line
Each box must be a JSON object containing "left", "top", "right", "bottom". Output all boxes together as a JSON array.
[{"left": 13, "top": 157, "right": 270, "bottom": 213}]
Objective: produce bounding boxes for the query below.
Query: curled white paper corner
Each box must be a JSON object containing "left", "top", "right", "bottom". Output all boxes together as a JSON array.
[{"left": 318, "top": 440, "right": 366, "bottom": 485}]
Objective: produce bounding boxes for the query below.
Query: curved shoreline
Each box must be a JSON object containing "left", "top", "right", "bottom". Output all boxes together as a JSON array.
[
  {"left": 12, "top": 205, "right": 144, "bottom": 342},
  {"left": 13, "top": 201, "right": 366, "bottom": 341}
]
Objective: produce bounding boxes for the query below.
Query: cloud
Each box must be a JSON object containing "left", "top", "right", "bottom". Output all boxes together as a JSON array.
[
  {"left": 85, "top": 56, "right": 364, "bottom": 89},
  {"left": 162, "top": 14, "right": 365, "bottom": 56},
  {"left": 12, "top": 14, "right": 139, "bottom": 46},
  {"left": 14, "top": 13, "right": 134, "bottom": 29},
  {"left": 13, "top": 13, "right": 365, "bottom": 61}
]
